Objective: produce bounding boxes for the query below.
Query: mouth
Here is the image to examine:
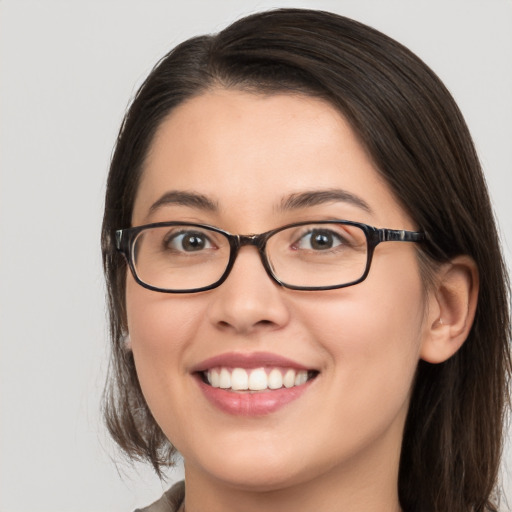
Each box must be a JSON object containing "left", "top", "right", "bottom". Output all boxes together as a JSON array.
[
  {"left": 192, "top": 352, "right": 320, "bottom": 415},
  {"left": 199, "top": 367, "right": 319, "bottom": 392}
]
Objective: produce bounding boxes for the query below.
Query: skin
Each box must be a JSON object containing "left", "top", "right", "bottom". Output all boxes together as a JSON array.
[{"left": 126, "top": 90, "right": 474, "bottom": 512}]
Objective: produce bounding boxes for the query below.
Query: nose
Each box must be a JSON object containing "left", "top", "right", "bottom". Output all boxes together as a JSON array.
[{"left": 206, "top": 245, "right": 291, "bottom": 336}]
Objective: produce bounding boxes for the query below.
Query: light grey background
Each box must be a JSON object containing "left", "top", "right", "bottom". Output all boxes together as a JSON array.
[{"left": 1, "top": 1, "right": 511, "bottom": 511}]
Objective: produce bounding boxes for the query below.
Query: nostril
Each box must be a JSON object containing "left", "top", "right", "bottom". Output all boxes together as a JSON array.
[
  {"left": 216, "top": 318, "right": 276, "bottom": 331},
  {"left": 256, "top": 320, "right": 274, "bottom": 327}
]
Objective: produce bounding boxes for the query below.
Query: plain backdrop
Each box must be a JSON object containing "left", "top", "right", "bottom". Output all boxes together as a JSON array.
[{"left": 1, "top": 1, "right": 511, "bottom": 511}]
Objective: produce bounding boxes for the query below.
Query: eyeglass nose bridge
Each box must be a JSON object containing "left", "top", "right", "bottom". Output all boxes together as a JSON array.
[
  {"left": 237, "top": 233, "right": 265, "bottom": 246},
  {"left": 223, "top": 232, "right": 280, "bottom": 286}
]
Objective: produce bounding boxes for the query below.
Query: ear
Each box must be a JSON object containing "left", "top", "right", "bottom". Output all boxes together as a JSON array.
[{"left": 420, "top": 256, "right": 479, "bottom": 364}]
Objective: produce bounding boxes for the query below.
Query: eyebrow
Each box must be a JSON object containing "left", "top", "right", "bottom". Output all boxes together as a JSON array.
[
  {"left": 149, "top": 190, "right": 219, "bottom": 214},
  {"left": 148, "top": 188, "right": 372, "bottom": 216},
  {"left": 278, "top": 189, "right": 372, "bottom": 213}
]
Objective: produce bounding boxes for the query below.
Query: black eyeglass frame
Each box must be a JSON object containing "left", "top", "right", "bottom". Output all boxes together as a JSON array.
[{"left": 115, "top": 220, "right": 426, "bottom": 293}]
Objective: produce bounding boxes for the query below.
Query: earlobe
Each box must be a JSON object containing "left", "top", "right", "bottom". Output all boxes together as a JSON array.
[{"left": 420, "top": 256, "right": 479, "bottom": 364}]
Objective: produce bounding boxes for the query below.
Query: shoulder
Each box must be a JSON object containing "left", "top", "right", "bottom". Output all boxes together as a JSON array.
[{"left": 134, "top": 481, "right": 185, "bottom": 512}]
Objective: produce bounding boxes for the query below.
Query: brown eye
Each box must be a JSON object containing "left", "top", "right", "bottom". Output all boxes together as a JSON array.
[
  {"left": 165, "top": 231, "right": 213, "bottom": 252},
  {"left": 295, "top": 229, "right": 344, "bottom": 251}
]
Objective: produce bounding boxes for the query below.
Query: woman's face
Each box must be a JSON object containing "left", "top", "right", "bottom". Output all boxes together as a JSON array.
[{"left": 127, "top": 90, "right": 432, "bottom": 493}]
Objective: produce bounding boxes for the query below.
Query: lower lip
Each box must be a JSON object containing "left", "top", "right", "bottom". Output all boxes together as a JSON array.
[{"left": 196, "top": 376, "right": 313, "bottom": 416}]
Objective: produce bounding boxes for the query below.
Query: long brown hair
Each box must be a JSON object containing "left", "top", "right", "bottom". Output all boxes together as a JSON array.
[{"left": 101, "top": 9, "right": 511, "bottom": 511}]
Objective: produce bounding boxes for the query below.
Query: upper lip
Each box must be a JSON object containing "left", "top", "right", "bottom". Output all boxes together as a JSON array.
[{"left": 191, "top": 351, "right": 314, "bottom": 373}]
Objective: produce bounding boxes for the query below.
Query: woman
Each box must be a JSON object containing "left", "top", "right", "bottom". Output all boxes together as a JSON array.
[{"left": 101, "top": 9, "right": 510, "bottom": 512}]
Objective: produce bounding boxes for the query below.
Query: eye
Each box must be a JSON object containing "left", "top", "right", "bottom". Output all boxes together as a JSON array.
[
  {"left": 164, "top": 230, "right": 214, "bottom": 252},
  {"left": 294, "top": 229, "right": 345, "bottom": 251}
]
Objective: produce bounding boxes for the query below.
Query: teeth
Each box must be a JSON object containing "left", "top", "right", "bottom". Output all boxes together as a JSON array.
[
  {"left": 210, "top": 368, "right": 220, "bottom": 388},
  {"left": 248, "top": 368, "right": 268, "bottom": 391},
  {"left": 295, "top": 371, "right": 308, "bottom": 386},
  {"left": 283, "top": 369, "right": 296, "bottom": 388},
  {"left": 206, "top": 367, "right": 311, "bottom": 391},
  {"left": 219, "top": 368, "right": 231, "bottom": 389},
  {"left": 268, "top": 368, "right": 283, "bottom": 389},
  {"left": 231, "top": 368, "right": 249, "bottom": 390}
]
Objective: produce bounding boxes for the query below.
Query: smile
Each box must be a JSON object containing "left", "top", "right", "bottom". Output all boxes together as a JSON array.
[
  {"left": 203, "top": 367, "right": 317, "bottom": 392},
  {"left": 193, "top": 352, "right": 319, "bottom": 415}
]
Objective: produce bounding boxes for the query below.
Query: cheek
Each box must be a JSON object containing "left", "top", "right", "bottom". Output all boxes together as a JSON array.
[
  {"left": 300, "top": 272, "right": 425, "bottom": 351},
  {"left": 125, "top": 278, "right": 204, "bottom": 405},
  {"left": 126, "top": 271, "right": 205, "bottom": 344},
  {"left": 295, "top": 257, "right": 426, "bottom": 411}
]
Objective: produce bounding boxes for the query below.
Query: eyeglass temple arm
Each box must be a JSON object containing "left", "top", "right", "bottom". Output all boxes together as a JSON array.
[
  {"left": 115, "top": 230, "right": 124, "bottom": 251},
  {"left": 379, "top": 229, "right": 425, "bottom": 242}
]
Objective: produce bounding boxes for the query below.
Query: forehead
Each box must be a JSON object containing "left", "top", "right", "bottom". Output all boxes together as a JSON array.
[{"left": 133, "top": 89, "right": 409, "bottom": 230}]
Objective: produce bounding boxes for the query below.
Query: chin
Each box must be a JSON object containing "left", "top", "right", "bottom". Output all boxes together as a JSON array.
[
  {"left": 185, "top": 441, "right": 326, "bottom": 493},
  {"left": 205, "top": 464, "right": 308, "bottom": 493}
]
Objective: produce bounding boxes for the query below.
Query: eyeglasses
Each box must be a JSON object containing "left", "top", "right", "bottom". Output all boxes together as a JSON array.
[{"left": 115, "top": 221, "right": 425, "bottom": 293}]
